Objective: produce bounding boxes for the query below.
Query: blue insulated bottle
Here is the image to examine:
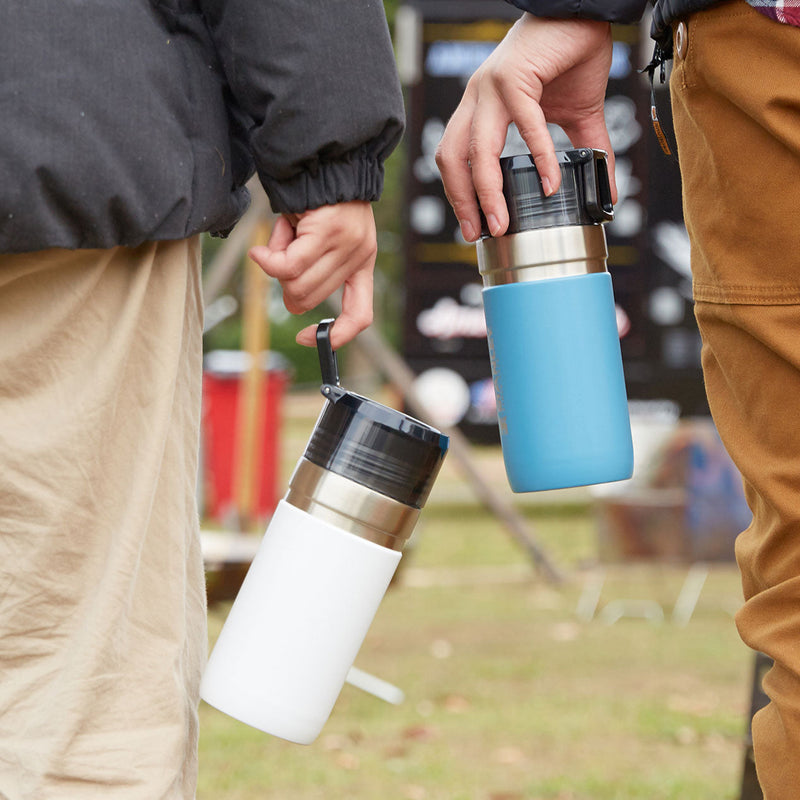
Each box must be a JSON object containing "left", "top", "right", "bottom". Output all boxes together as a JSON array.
[{"left": 476, "top": 149, "right": 633, "bottom": 492}]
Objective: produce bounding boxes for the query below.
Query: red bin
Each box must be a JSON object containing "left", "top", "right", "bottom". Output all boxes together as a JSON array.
[{"left": 201, "top": 350, "right": 291, "bottom": 524}]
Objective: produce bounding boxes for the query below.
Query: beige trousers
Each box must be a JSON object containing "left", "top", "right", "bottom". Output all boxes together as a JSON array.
[
  {"left": 0, "top": 240, "right": 207, "bottom": 799},
  {"left": 671, "top": 3, "right": 800, "bottom": 797}
]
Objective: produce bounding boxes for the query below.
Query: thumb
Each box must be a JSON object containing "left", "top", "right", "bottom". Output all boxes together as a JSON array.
[
  {"left": 248, "top": 215, "right": 296, "bottom": 270},
  {"left": 266, "top": 215, "right": 297, "bottom": 252},
  {"left": 249, "top": 215, "right": 299, "bottom": 277}
]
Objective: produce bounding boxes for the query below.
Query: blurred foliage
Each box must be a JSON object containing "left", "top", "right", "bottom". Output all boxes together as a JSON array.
[{"left": 202, "top": 0, "right": 407, "bottom": 387}]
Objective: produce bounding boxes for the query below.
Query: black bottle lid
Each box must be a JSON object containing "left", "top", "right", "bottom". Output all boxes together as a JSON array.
[
  {"left": 483, "top": 148, "right": 614, "bottom": 235},
  {"left": 303, "top": 320, "right": 449, "bottom": 509}
]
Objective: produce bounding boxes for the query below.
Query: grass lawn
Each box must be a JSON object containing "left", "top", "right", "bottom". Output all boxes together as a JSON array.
[{"left": 198, "top": 397, "right": 752, "bottom": 799}]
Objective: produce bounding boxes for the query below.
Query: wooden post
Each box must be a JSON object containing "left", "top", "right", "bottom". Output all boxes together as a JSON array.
[{"left": 233, "top": 217, "right": 273, "bottom": 530}]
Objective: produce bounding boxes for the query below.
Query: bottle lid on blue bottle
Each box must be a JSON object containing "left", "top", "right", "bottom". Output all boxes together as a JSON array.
[{"left": 482, "top": 148, "right": 614, "bottom": 235}]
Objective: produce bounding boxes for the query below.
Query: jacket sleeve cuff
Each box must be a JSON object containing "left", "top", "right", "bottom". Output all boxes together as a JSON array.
[
  {"left": 507, "top": 0, "right": 648, "bottom": 24},
  {"left": 259, "top": 145, "right": 386, "bottom": 215}
]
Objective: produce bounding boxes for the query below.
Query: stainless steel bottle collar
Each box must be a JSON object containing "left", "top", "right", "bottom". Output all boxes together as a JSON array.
[
  {"left": 476, "top": 224, "right": 608, "bottom": 288},
  {"left": 285, "top": 458, "right": 419, "bottom": 552}
]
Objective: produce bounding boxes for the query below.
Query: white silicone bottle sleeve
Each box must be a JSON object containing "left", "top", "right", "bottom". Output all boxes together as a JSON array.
[{"left": 200, "top": 499, "right": 402, "bottom": 744}]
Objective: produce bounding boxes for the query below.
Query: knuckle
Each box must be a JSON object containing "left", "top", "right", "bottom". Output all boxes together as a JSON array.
[
  {"left": 435, "top": 139, "right": 467, "bottom": 177},
  {"left": 446, "top": 192, "right": 473, "bottom": 215},
  {"left": 484, "top": 62, "right": 504, "bottom": 86},
  {"left": 466, "top": 136, "right": 483, "bottom": 164},
  {"left": 362, "top": 231, "right": 378, "bottom": 260},
  {"left": 326, "top": 215, "right": 348, "bottom": 238},
  {"left": 434, "top": 142, "right": 453, "bottom": 171},
  {"left": 282, "top": 296, "right": 302, "bottom": 315},
  {"left": 492, "top": 67, "right": 516, "bottom": 94},
  {"left": 472, "top": 172, "right": 503, "bottom": 202},
  {"left": 281, "top": 284, "right": 313, "bottom": 312},
  {"left": 350, "top": 233, "right": 377, "bottom": 266},
  {"left": 349, "top": 308, "right": 373, "bottom": 334},
  {"left": 281, "top": 261, "right": 305, "bottom": 282},
  {"left": 360, "top": 308, "right": 374, "bottom": 329}
]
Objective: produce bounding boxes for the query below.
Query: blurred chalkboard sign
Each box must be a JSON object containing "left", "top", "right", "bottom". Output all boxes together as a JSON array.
[{"left": 395, "top": 3, "right": 707, "bottom": 443}]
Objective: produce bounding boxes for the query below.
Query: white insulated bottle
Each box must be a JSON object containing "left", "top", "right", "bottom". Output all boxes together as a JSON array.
[{"left": 200, "top": 320, "right": 449, "bottom": 744}]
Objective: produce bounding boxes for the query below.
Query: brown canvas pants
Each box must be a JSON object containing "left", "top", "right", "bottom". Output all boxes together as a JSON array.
[
  {"left": 671, "top": 3, "right": 800, "bottom": 796},
  {"left": 0, "top": 239, "right": 206, "bottom": 799}
]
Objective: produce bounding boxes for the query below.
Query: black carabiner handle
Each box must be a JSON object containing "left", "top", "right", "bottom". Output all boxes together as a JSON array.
[{"left": 316, "top": 318, "right": 340, "bottom": 389}]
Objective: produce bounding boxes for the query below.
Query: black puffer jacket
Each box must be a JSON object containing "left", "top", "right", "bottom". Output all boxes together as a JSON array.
[
  {"left": 508, "top": 0, "right": 722, "bottom": 45},
  {"left": 0, "top": 0, "right": 405, "bottom": 254}
]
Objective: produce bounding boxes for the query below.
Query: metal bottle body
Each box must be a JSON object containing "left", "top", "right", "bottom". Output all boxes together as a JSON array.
[
  {"left": 285, "top": 456, "right": 420, "bottom": 551},
  {"left": 478, "top": 225, "right": 633, "bottom": 492}
]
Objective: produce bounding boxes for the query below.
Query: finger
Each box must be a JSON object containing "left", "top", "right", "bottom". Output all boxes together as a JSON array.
[
  {"left": 502, "top": 90, "right": 562, "bottom": 198},
  {"left": 278, "top": 235, "right": 365, "bottom": 314},
  {"left": 277, "top": 219, "right": 373, "bottom": 316},
  {"left": 436, "top": 99, "right": 483, "bottom": 242},
  {"left": 294, "top": 323, "right": 318, "bottom": 348},
  {"left": 293, "top": 267, "right": 373, "bottom": 349},
  {"left": 267, "top": 214, "right": 297, "bottom": 251},
  {"left": 467, "top": 92, "right": 513, "bottom": 236},
  {"left": 282, "top": 207, "right": 375, "bottom": 304},
  {"left": 248, "top": 240, "right": 277, "bottom": 270},
  {"left": 248, "top": 215, "right": 295, "bottom": 271},
  {"left": 330, "top": 266, "right": 374, "bottom": 348},
  {"left": 254, "top": 227, "right": 321, "bottom": 282}
]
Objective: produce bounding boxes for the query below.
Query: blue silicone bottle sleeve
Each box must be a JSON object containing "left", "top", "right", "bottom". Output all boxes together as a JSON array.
[{"left": 483, "top": 272, "right": 633, "bottom": 492}]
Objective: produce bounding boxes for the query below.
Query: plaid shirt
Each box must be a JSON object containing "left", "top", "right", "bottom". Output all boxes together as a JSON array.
[{"left": 747, "top": 0, "right": 800, "bottom": 25}]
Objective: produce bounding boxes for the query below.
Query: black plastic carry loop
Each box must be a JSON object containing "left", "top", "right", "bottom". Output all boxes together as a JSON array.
[{"left": 316, "top": 318, "right": 340, "bottom": 389}]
